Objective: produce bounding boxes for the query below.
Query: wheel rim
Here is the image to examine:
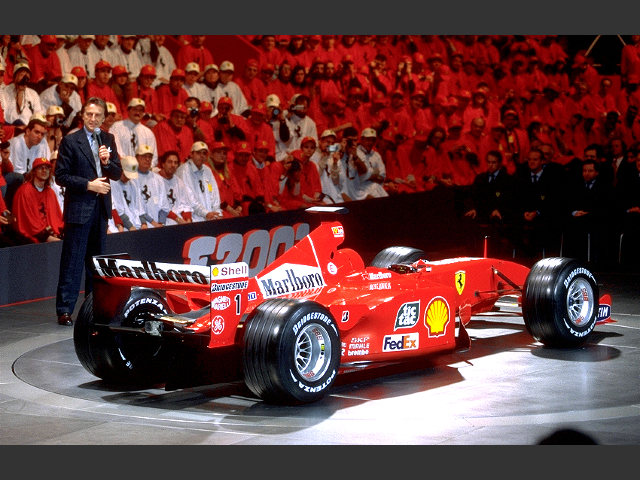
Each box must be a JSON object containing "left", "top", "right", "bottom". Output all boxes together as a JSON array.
[
  {"left": 295, "top": 323, "right": 332, "bottom": 382},
  {"left": 566, "top": 277, "right": 595, "bottom": 327}
]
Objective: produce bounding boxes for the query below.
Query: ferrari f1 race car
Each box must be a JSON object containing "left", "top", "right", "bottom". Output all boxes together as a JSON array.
[{"left": 74, "top": 208, "right": 612, "bottom": 405}]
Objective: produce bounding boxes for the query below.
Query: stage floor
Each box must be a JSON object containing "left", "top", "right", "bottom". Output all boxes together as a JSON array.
[{"left": 1, "top": 271, "right": 639, "bottom": 445}]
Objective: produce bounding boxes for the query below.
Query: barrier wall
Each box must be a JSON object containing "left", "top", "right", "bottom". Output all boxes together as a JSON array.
[{"left": 0, "top": 188, "right": 475, "bottom": 306}]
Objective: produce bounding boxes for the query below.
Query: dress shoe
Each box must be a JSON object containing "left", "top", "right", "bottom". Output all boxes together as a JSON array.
[{"left": 57, "top": 313, "right": 73, "bottom": 326}]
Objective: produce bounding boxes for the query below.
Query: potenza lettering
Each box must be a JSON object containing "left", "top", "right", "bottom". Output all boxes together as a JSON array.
[{"left": 94, "top": 258, "right": 209, "bottom": 284}]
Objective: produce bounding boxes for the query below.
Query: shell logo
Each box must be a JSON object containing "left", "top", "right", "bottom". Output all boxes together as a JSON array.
[
  {"left": 212, "top": 267, "right": 220, "bottom": 277},
  {"left": 424, "top": 296, "right": 450, "bottom": 338}
]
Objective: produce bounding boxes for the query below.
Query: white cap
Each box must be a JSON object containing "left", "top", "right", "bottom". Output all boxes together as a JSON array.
[
  {"left": 60, "top": 73, "right": 78, "bottom": 86},
  {"left": 361, "top": 127, "right": 377, "bottom": 138},
  {"left": 219, "top": 60, "right": 234, "bottom": 72},
  {"left": 121, "top": 156, "right": 139, "bottom": 179},
  {"left": 128, "top": 98, "right": 146, "bottom": 109},
  {"left": 191, "top": 141, "right": 209, "bottom": 152},
  {"left": 265, "top": 94, "right": 280, "bottom": 108},
  {"left": 135, "top": 144, "right": 154, "bottom": 156},
  {"left": 46, "top": 105, "right": 64, "bottom": 116},
  {"left": 321, "top": 129, "right": 337, "bottom": 138},
  {"left": 106, "top": 102, "right": 117, "bottom": 114},
  {"left": 185, "top": 62, "right": 200, "bottom": 73}
]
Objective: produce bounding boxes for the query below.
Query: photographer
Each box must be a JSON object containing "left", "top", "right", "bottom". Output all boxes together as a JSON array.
[
  {"left": 212, "top": 96, "right": 249, "bottom": 148},
  {"left": 310, "top": 129, "right": 346, "bottom": 204},
  {"left": 2, "top": 63, "right": 45, "bottom": 133},
  {"left": 44, "top": 106, "right": 66, "bottom": 161},
  {"left": 266, "top": 94, "right": 292, "bottom": 161}
]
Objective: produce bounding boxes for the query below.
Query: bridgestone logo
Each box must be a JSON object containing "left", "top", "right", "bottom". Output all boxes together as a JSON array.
[
  {"left": 258, "top": 263, "right": 326, "bottom": 299},
  {"left": 292, "top": 311, "right": 334, "bottom": 336},
  {"left": 563, "top": 267, "right": 595, "bottom": 289},
  {"left": 94, "top": 258, "right": 209, "bottom": 284},
  {"left": 211, "top": 280, "right": 249, "bottom": 292}
]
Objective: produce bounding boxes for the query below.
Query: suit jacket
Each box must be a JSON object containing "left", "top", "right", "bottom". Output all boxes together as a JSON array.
[{"left": 55, "top": 128, "right": 122, "bottom": 224}]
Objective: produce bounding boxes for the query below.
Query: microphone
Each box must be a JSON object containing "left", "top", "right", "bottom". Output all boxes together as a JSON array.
[{"left": 93, "top": 128, "right": 103, "bottom": 148}]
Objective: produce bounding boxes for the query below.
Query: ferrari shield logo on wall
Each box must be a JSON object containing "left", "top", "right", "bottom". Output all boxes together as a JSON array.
[{"left": 455, "top": 270, "right": 466, "bottom": 295}]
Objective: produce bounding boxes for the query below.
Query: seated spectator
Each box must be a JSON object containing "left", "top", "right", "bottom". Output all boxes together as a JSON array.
[
  {"left": 110, "top": 98, "right": 159, "bottom": 168},
  {"left": 86, "top": 60, "right": 120, "bottom": 112},
  {"left": 145, "top": 35, "right": 177, "bottom": 88},
  {"left": 285, "top": 93, "right": 318, "bottom": 151},
  {"left": 344, "top": 127, "right": 388, "bottom": 200},
  {"left": 39, "top": 73, "right": 82, "bottom": 130},
  {"left": 134, "top": 144, "right": 171, "bottom": 228},
  {"left": 154, "top": 103, "right": 194, "bottom": 162},
  {"left": 209, "top": 141, "right": 242, "bottom": 217},
  {"left": 70, "top": 66, "right": 89, "bottom": 105},
  {"left": 44, "top": 105, "right": 65, "bottom": 160},
  {"left": 11, "top": 157, "right": 63, "bottom": 243},
  {"left": 244, "top": 103, "right": 277, "bottom": 160},
  {"left": 182, "top": 62, "right": 209, "bottom": 102},
  {"left": 110, "top": 35, "right": 143, "bottom": 81},
  {"left": 3, "top": 63, "right": 45, "bottom": 130},
  {"left": 265, "top": 94, "right": 292, "bottom": 162},
  {"left": 176, "top": 35, "right": 214, "bottom": 73},
  {"left": 230, "top": 141, "right": 268, "bottom": 214},
  {"left": 157, "top": 150, "right": 193, "bottom": 225},
  {"left": 213, "top": 61, "right": 249, "bottom": 115},
  {"left": 67, "top": 35, "right": 98, "bottom": 78},
  {"left": 25, "top": 35, "right": 62, "bottom": 93},
  {"left": 175, "top": 141, "right": 223, "bottom": 221},
  {"left": 211, "top": 96, "right": 249, "bottom": 153},
  {"left": 156, "top": 68, "right": 189, "bottom": 118},
  {"left": 310, "top": 129, "right": 348, "bottom": 203},
  {"left": 109, "top": 155, "right": 144, "bottom": 232},
  {"left": 201, "top": 63, "right": 221, "bottom": 102},
  {"left": 128, "top": 64, "right": 162, "bottom": 125}
]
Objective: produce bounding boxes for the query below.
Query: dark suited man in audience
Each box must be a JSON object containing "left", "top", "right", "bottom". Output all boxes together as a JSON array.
[
  {"left": 463, "top": 150, "right": 517, "bottom": 258},
  {"left": 54, "top": 96, "right": 122, "bottom": 326}
]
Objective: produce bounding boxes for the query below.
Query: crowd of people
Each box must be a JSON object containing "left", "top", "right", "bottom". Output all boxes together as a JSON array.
[{"left": 1, "top": 34, "right": 640, "bottom": 267}]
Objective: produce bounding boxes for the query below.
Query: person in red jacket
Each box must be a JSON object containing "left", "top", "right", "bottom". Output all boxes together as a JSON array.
[
  {"left": 209, "top": 141, "right": 242, "bottom": 217},
  {"left": 26, "top": 35, "right": 62, "bottom": 93},
  {"left": 12, "top": 157, "right": 63, "bottom": 243},
  {"left": 156, "top": 69, "right": 189, "bottom": 118},
  {"left": 86, "top": 60, "right": 119, "bottom": 109},
  {"left": 153, "top": 104, "right": 194, "bottom": 162}
]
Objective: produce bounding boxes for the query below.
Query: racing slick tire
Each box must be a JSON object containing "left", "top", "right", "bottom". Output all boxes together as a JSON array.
[
  {"left": 369, "top": 246, "right": 426, "bottom": 268},
  {"left": 74, "top": 288, "right": 169, "bottom": 385},
  {"left": 522, "top": 257, "right": 599, "bottom": 348},
  {"left": 242, "top": 298, "right": 341, "bottom": 405}
]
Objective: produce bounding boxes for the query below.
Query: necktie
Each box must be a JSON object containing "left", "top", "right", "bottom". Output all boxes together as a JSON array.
[
  {"left": 488, "top": 173, "right": 495, "bottom": 183},
  {"left": 531, "top": 174, "right": 538, "bottom": 184},
  {"left": 92, "top": 132, "right": 102, "bottom": 176}
]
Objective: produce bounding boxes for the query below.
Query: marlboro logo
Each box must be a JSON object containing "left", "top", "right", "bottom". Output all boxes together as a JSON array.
[
  {"left": 93, "top": 258, "right": 209, "bottom": 285},
  {"left": 257, "top": 263, "right": 325, "bottom": 298}
]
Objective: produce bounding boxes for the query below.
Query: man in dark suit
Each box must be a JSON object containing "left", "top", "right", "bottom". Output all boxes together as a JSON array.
[
  {"left": 54, "top": 96, "right": 122, "bottom": 326},
  {"left": 563, "top": 159, "right": 614, "bottom": 266},
  {"left": 463, "top": 150, "right": 517, "bottom": 258}
]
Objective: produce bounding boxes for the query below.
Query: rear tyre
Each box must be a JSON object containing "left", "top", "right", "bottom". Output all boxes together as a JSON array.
[
  {"left": 522, "top": 257, "right": 598, "bottom": 347},
  {"left": 74, "top": 288, "right": 169, "bottom": 385},
  {"left": 369, "top": 246, "right": 426, "bottom": 268},
  {"left": 242, "top": 298, "right": 340, "bottom": 405}
]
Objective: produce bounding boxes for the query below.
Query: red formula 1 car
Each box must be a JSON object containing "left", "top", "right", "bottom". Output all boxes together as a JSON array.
[{"left": 74, "top": 209, "right": 612, "bottom": 405}]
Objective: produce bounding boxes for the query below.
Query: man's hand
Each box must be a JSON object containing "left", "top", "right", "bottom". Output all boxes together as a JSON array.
[{"left": 88, "top": 177, "right": 111, "bottom": 194}]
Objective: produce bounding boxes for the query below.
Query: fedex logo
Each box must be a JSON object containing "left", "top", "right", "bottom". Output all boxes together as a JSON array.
[{"left": 382, "top": 333, "right": 419, "bottom": 352}]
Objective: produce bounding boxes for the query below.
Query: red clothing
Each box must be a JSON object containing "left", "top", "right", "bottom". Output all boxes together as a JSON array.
[
  {"left": 129, "top": 83, "right": 161, "bottom": 117},
  {"left": 236, "top": 75, "right": 267, "bottom": 109},
  {"left": 86, "top": 81, "right": 120, "bottom": 111},
  {"left": 153, "top": 119, "right": 194, "bottom": 162},
  {"left": 243, "top": 120, "right": 277, "bottom": 158},
  {"left": 230, "top": 160, "right": 266, "bottom": 212},
  {"left": 26, "top": 44, "right": 62, "bottom": 88},
  {"left": 176, "top": 44, "right": 214, "bottom": 72},
  {"left": 211, "top": 168, "right": 241, "bottom": 216},
  {"left": 12, "top": 181, "right": 63, "bottom": 243},
  {"left": 156, "top": 84, "right": 189, "bottom": 117}
]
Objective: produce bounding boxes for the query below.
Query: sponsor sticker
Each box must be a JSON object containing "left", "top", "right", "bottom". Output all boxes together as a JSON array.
[
  {"left": 424, "top": 296, "right": 450, "bottom": 337},
  {"left": 94, "top": 258, "right": 209, "bottom": 284},
  {"left": 394, "top": 301, "right": 420, "bottom": 330},
  {"left": 327, "top": 262, "right": 338, "bottom": 275},
  {"left": 331, "top": 226, "right": 344, "bottom": 238},
  {"left": 257, "top": 263, "right": 326, "bottom": 299},
  {"left": 211, "top": 295, "right": 231, "bottom": 310},
  {"left": 211, "top": 262, "right": 249, "bottom": 280},
  {"left": 382, "top": 333, "right": 419, "bottom": 352},
  {"left": 212, "top": 315, "right": 224, "bottom": 335},
  {"left": 455, "top": 270, "right": 466, "bottom": 295}
]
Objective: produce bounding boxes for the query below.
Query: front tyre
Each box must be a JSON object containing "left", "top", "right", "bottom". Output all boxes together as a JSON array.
[
  {"left": 242, "top": 299, "right": 340, "bottom": 405},
  {"left": 523, "top": 257, "right": 598, "bottom": 347}
]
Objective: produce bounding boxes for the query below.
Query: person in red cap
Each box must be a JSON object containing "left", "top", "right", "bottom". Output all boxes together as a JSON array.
[
  {"left": 208, "top": 141, "right": 243, "bottom": 217},
  {"left": 25, "top": 35, "right": 62, "bottom": 93},
  {"left": 156, "top": 68, "right": 189, "bottom": 117},
  {"left": 11, "top": 157, "right": 63, "bottom": 243},
  {"left": 185, "top": 98, "right": 214, "bottom": 150},
  {"left": 129, "top": 64, "right": 161, "bottom": 124},
  {"left": 245, "top": 102, "right": 277, "bottom": 158},
  {"left": 153, "top": 103, "right": 194, "bottom": 162},
  {"left": 270, "top": 61, "right": 296, "bottom": 110},
  {"left": 355, "top": 91, "right": 389, "bottom": 138},
  {"left": 211, "top": 96, "right": 250, "bottom": 154},
  {"left": 109, "top": 64, "right": 133, "bottom": 118},
  {"left": 176, "top": 35, "right": 214, "bottom": 73},
  {"left": 257, "top": 35, "right": 282, "bottom": 72},
  {"left": 235, "top": 59, "right": 264, "bottom": 110},
  {"left": 70, "top": 66, "right": 89, "bottom": 104},
  {"left": 87, "top": 60, "right": 119, "bottom": 109},
  {"left": 230, "top": 140, "right": 267, "bottom": 214}
]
